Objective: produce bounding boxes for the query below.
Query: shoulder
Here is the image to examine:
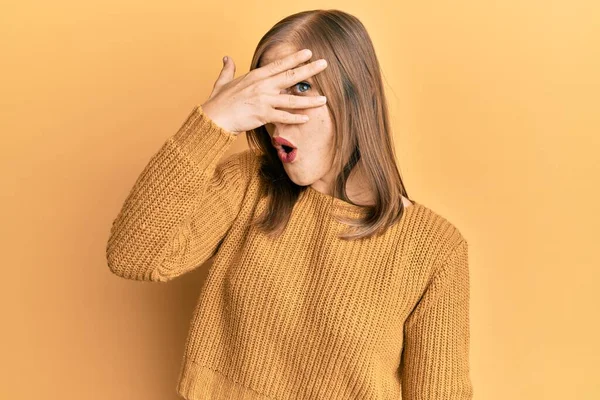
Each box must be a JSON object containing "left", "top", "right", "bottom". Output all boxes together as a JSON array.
[{"left": 404, "top": 200, "right": 468, "bottom": 262}]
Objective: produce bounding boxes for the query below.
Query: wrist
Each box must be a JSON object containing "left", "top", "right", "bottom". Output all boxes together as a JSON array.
[{"left": 200, "top": 103, "right": 239, "bottom": 135}]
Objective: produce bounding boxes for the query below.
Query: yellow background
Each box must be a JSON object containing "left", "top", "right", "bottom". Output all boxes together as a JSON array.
[{"left": 2, "top": 1, "right": 599, "bottom": 399}]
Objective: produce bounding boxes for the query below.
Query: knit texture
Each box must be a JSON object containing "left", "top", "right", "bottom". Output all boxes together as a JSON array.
[{"left": 106, "top": 105, "right": 473, "bottom": 400}]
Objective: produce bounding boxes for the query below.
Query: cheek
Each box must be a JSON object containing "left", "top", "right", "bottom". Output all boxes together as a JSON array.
[
  {"left": 308, "top": 112, "right": 334, "bottom": 154},
  {"left": 306, "top": 106, "right": 331, "bottom": 130}
]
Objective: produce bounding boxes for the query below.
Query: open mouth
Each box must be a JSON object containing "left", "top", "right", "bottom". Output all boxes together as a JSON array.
[
  {"left": 272, "top": 137, "right": 298, "bottom": 162},
  {"left": 276, "top": 144, "right": 298, "bottom": 163}
]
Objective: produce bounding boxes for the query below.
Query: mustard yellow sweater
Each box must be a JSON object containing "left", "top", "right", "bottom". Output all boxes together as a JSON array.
[{"left": 106, "top": 105, "right": 473, "bottom": 399}]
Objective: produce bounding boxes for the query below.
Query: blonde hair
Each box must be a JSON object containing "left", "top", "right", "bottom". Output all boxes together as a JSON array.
[{"left": 245, "top": 9, "right": 412, "bottom": 241}]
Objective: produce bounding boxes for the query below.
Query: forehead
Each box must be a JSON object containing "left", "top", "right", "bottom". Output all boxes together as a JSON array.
[{"left": 259, "top": 43, "right": 309, "bottom": 67}]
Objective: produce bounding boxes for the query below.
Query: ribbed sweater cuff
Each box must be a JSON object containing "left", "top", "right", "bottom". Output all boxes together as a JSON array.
[{"left": 169, "top": 104, "right": 238, "bottom": 165}]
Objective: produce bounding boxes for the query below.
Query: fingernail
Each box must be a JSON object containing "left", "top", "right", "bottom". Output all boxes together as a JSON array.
[
  {"left": 223, "top": 56, "right": 228, "bottom": 63},
  {"left": 318, "top": 96, "right": 327, "bottom": 102}
]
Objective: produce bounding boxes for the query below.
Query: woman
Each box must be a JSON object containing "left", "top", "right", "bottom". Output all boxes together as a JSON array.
[{"left": 106, "top": 9, "right": 473, "bottom": 400}]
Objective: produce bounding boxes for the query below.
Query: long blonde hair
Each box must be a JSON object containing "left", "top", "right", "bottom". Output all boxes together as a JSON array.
[{"left": 245, "top": 9, "right": 412, "bottom": 241}]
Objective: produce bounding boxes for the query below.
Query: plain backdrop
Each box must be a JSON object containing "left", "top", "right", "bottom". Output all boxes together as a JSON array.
[{"left": 1, "top": 1, "right": 599, "bottom": 399}]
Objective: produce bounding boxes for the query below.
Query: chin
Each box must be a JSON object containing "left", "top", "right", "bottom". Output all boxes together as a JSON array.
[{"left": 285, "top": 175, "right": 309, "bottom": 187}]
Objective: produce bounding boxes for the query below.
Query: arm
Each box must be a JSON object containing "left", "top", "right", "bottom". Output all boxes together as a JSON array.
[
  {"left": 400, "top": 239, "right": 473, "bottom": 399},
  {"left": 105, "top": 105, "right": 250, "bottom": 282}
]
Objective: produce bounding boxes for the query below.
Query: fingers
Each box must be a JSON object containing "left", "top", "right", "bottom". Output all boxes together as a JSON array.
[
  {"left": 268, "top": 109, "right": 311, "bottom": 125},
  {"left": 268, "top": 94, "right": 327, "bottom": 109},
  {"left": 272, "top": 58, "right": 328, "bottom": 90},
  {"left": 252, "top": 49, "right": 313, "bottom": 81}
]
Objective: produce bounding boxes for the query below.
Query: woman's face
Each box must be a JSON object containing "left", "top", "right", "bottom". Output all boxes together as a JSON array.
[{"left": 260, "top": 43, "right": 337, "bottom": 192}]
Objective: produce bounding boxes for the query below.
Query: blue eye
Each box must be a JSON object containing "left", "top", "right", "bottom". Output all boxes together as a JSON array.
[{"left": 292, "top": 81, "right": 311, "bottom": 94}]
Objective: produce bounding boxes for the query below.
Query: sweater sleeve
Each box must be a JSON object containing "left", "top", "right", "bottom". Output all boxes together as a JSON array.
[
  {"left": 400, "top": 239, "right": 473, "bottom": 399},
  {"left": 105, "top": 105, "right": 251, "bottom": 283}
]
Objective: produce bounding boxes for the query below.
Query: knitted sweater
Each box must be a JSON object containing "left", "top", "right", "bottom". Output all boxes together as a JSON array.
[{"left": 106, "top": 105, "right": 473, "bottom": 400}]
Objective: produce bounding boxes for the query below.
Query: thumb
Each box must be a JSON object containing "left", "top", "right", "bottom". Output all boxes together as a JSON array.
[{"left": 214, "top": 56, "right": 236, "bottom": 89}]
